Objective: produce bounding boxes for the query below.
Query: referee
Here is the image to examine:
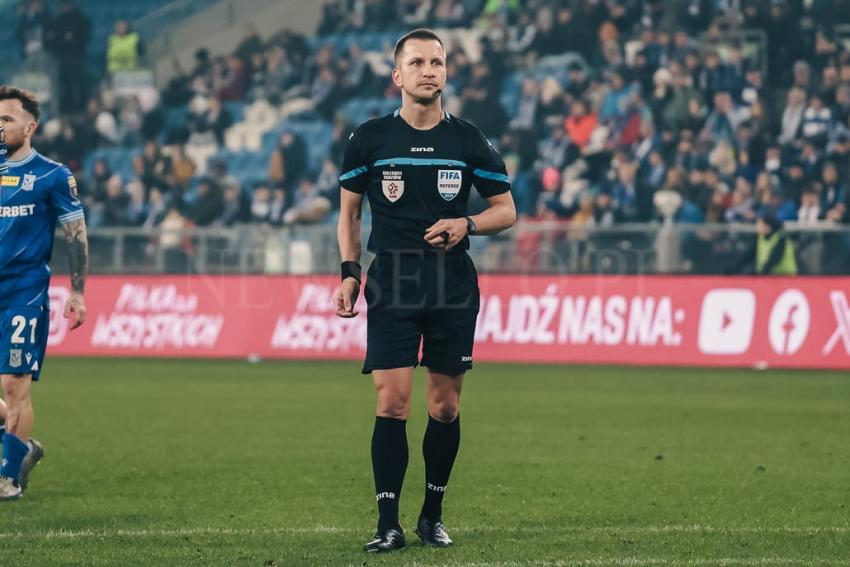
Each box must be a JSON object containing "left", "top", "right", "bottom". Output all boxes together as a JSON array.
[{"left": 334, "top": 29, "right": 516, "bottom": 552}]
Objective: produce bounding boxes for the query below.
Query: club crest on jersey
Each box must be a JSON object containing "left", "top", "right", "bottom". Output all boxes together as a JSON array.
[
  {"left": 437, "top": 169, "right": 462, "bottom": 201},
  {"left": 68, "top": 175, "right": 78, "bottom": 199},
  {"left": 22, "top": 174, "right": 35, "bottom": 191},
  {"left": 382, "top": 170, "right": 404, "bottom": 203},
  {"left": 9, "top": 349, "right": 21, "bottom": 368}
]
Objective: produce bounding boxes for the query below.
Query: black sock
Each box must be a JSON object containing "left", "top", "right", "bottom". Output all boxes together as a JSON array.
[
  {"left": 371, "top": 416, "right": 408, "bottom": 532},
  {"left": 420, "top": 414, "right": 460, "bottom": 522}
]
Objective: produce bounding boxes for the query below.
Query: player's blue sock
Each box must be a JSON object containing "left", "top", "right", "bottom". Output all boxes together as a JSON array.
[{"left": 1, "top": 433, "right": 28, "bottom": 480}]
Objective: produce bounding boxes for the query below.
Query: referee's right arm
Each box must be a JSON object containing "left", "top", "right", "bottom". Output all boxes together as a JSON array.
[
  {"left": 335, "top": 189, "right": 363, "bottom": 317},
  {"left": 335, "top": 130, "right": 369, "bottom": 318}
]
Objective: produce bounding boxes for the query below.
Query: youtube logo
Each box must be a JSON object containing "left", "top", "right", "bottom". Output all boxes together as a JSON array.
[{"left": 698, "top": 289, "right": 756, "bottom": 355}]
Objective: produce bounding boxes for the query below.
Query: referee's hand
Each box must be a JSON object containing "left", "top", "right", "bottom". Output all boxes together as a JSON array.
[
  {"left": 334, "top": 277, "right": 360, "bottom": 318},
  {"left": 425, "top": 218, "right": 467, "bottom": 251}
]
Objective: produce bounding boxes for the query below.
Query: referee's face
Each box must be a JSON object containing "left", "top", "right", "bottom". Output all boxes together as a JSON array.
[{"left": 393, "top": 39, "right": 447, "bottom": 105}]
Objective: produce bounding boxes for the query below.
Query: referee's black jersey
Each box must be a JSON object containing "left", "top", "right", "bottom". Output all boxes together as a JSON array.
[{"left": 339, "top": 110, "right": 510, "bottom": 253}]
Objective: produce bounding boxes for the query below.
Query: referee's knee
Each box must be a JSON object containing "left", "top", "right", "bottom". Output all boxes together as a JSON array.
[
  {"left": 376, "top": 396, "right": 411, "bottom": 420},
  {"left": 428, "top": 400, "right": 459, "bottom": 423}
]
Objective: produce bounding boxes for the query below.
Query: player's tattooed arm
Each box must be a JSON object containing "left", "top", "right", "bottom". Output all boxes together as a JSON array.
[{"left": 62, "top": 218, "right": 89, "bottom": 294}]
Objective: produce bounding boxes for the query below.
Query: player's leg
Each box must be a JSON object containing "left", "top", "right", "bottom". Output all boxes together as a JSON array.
[
  {"left": 0, "top": 373, "right": 32, "bottom": 499},
  {"left": 0, "top": 396, "right": 7, "bottom": 436},
  {"left": 0, "top": 299, "right": 49, "bottom": 495}
]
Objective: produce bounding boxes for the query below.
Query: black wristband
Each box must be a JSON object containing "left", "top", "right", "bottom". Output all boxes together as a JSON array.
[
  {"left": 465, "top": 215, "right": 477, "bottom": 235},
  {"left": 341, "top": 261, "right": 362, "bottom": 283}
]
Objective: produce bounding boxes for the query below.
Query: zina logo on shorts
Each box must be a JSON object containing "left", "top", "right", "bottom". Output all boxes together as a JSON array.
[{"left": 437, "top": 169, "right": 462, "bottom": 201}]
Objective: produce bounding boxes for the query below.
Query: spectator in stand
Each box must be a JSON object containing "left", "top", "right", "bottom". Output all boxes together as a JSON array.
[
  {"left": 127, "top": 181, "right": 148, "bottom": 226},
  {"left": 168, "top": 144, "right": 197, "bottom": 192},
  {"left": 156, "top": 206, "right": 195, "bottom": 273},
  {"left": 250, "top": 184, "right": 271, "bottom": 223},
  {"left": 701, "top": 91, "right": 748, "bottom": 144},
  {"left": 798, "top": 184, "right": 823, "bottom": 223},
  {"left": 90, "top": 158, "right": 112, "bottom": 204},
  {"left": 143, "top": 187, "right": 168, "bottom": 229},
  {"left": 537, "top": 124, "right": 571, "bottom": 172},
  {"left": 283, "top": 161, "right": 339, "bottom": 226},
  {"left": 268, "top": 131, "right": 308, "bottom": 193},
  {"left": 106, "top": 20, "right": 144, "bottom": 75},
  {"left": 103, "top": 174, "right": 130, "bottom": 226},
  {"left": 801, "top": 94, "right": 832, "bottom": 145},
  {"left": 221, "top": 181, "right": 250, "bottom": 226},
  {"left": 234, "top": 23, "right": 265, "bottom": 68},
  {"left": 215, "top": 55, "right": 249, "bottom": 102},
  {"left": 598, "top": 69, "right": 633, "bottom": 122},
  {"left": 45, "top": 0, "right": 91, "bottom": 113},
  {"left": 564, "top": 99, "right": 597, "bottom": 150},
  {"left": 460, "top": 61, "right": 507, "bottom": 138},
  {"left": 193, "top": 179, "right": 225, "bottom": 227},
  {"left": 779, "top": 87, "right": 807, "bottom": 145},
  {"left": 820, "top": 161, "right": 847, "bottom": 221},
  {"left": 724, "top": 176, "right": 756, "bottom": 223},
  {"left": 268, "top": 188, "right": 287, "bottom": 226},
  {"left": 16, "top": 0, "right": 51, "bottom": 60},
  {"left": 608, "top": 159, "right": 640, "bottom": 222}
]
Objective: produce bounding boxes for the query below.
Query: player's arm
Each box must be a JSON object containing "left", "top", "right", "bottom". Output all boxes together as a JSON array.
[
  {"left": 335, "top": 189, "right": 364, "bottom": 318},
  {"left": 61, "top": 218, "right": 88, "bottom": 329}
]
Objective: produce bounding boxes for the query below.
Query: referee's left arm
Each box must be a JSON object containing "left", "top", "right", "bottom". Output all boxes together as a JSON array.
[{"left": 426, "top": 126, "right": 516, "bottom": 250}]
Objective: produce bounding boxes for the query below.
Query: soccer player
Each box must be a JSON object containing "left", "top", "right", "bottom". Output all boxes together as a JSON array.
[
  {"left": 0, "top": 86, "right": 88, "bottom": 500},
  {"left": 334, "top": 29, "right": 516, "bottom": 552}
]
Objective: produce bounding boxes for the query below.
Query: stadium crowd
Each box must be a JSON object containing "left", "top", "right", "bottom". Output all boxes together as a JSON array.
[{"left": 13, "top": 0, "right": 850, "bottom": 239}]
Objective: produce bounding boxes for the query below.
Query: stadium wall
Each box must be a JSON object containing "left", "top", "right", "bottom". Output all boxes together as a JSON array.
[{"left": 45, "top": 275, "right": 850, "bottom": 370}]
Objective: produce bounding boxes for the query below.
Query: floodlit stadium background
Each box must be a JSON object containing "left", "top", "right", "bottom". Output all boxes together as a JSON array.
[
  {"left": 2, "top": 2, "right": 850, "bottom": 566},
  {"left": 6, "top": 0, "right": 850, "bottom": 368}
]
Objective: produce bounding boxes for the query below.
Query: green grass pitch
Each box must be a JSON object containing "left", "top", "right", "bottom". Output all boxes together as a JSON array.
[{"left": 0, "top": 358, "right": 848, "bottom": 566}]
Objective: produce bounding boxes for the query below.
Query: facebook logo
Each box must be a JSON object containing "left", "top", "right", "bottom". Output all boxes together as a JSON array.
[{"left": 768, "top": 290, "right": 810, "bottom": 356}]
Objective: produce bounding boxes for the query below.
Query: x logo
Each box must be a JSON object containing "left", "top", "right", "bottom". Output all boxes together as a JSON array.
[{"left": 823, "top": 291, "right": 850, "bottom": 355}]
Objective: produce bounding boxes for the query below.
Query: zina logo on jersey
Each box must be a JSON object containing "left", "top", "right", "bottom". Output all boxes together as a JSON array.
[{"left": 437, "top": 169, "right": 462, "bottom": 201}]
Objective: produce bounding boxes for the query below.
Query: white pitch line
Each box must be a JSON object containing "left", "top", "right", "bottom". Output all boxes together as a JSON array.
[
  {"left": 453, "top": 560, "right": 849, "bottom": 567},
  {"left": 0, "top": 524, "right": 848, "bottom": 541}
]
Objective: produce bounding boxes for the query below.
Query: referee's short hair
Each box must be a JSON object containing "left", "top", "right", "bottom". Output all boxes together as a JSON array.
[
  {"left": 394, "top": 28, "right": 445, "bottom": 64},
  {"left": 0, "top": 86, "right": 40, "bottom": 121}
]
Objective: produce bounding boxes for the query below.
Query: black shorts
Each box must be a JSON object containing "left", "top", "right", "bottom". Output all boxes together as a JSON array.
[{"left": 362, "top": 251, "right": 480, "bottom": 375}]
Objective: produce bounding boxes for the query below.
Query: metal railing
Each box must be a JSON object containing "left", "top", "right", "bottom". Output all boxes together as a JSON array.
[{"left": 48, "top": 222, "right": 850, "bottom": 276}]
